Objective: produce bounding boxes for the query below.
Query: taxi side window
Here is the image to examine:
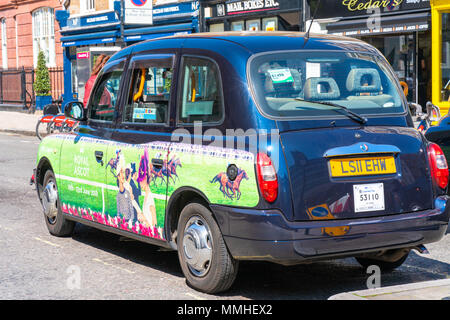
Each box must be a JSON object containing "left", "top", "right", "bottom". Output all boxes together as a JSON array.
[
  {"left": 123, "top": 56, "right": 173, "bottom": 124},
  {"left": 89, "top": 61, "right": 124, "bottom": 122},
  {"left": 178, "top": 56, "right": 224, "bottom": 124}
]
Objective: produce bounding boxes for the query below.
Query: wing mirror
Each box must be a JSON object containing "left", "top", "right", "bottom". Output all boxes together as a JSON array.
[
  {"left": 408, "top": 102, "right": 423, "bottom": 118},
  {"left": 64, "top": 101, "right": 86, "bottom": 121},
  {"left": 426, "top": 102, "right": 441, "bottom": 123}
]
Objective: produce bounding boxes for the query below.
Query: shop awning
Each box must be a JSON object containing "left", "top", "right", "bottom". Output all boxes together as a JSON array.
[
  {"left": 327, "top": 11, "right": 430, "bottom": 37},
  {"left": 60, "top": 22, "right": 194, "bottom": 46},
  {"left": 123, "top": 22, "right": 193, "bottom": 42},
  {"left": 61, "top": 30, "right": 119, "bottom": 47}
]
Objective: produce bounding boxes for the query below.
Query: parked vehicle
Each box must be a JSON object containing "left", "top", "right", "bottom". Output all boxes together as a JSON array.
[
  {"left": 35, "top": 97, "right": 77, "bottom": 140},
  {"left": 423, "top": 107, "right": 450, "bottom": 169},
  {"left": 409, "top": 101, "right": 441, "bottom": 132},
  {"left": 33, "top": 32, "right": 450, "bottom": 293}
]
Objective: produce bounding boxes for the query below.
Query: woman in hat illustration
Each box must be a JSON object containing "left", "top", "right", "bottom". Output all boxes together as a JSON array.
[
  {"left": 137, "top": 148, "right": 157, "bottom": 229},
  {"left": 128, "top": 162, "right": 141, "bottom": 225},
  {"left": 116, "top": 154, "right": 134, "bottom": 223}
]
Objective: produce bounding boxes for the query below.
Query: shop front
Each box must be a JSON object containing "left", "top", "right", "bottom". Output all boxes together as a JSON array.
[
  {"left": 307, "top": 0, "right": 431, "bottom": 108},
  {"left": 203, "top": 0, "right": 303, "bottom": 32},
  {"left": 431, "top": 0, "right": 450, "bottom": 115},
  {"left": 56, "top": 0, "right": 199, "bottom": 108}
]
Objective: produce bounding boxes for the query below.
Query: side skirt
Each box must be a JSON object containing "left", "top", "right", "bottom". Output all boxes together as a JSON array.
[{"left": 64, "top": 213, "right": 174, "bottom": 250}]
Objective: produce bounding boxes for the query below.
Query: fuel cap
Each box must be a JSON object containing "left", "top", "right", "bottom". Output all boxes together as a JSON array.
[{"left": 227, "top": 164, "right": 238, "bottom": 181}]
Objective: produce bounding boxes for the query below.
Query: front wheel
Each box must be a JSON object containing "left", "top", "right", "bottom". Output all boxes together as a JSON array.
[
  {"left": 42, "top": 170, "right": 75, "bottom": 237},
  {"left": 177, "top": 202, "right": 239, "bottom": 294}
]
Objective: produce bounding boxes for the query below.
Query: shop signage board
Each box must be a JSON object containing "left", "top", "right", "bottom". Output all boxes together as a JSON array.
[
  {"left": 152, "top": 1, "right": 199, "bottom": 21},
  {"left": 215, "top": 0, "right": 298, "bottom": 17},
  {"left": 68, "top": 11, "right": 119, "bottom": 28},
  {"left": 125, "top": 0, "right": 153, "bottom": 25},
  {"left": 76, "top": 51, "right": 90, "bottom": 59},
  {"left": 308, "top": 0, "right": 430, "bottom": 20},
  {"left": 225, "top": 0, "right": 280, "bottom": 15}
]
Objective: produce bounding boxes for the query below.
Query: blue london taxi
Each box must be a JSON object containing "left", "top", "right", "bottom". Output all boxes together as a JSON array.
[{"left": 35, "top": 32, "right": 450, "bottom": 293}]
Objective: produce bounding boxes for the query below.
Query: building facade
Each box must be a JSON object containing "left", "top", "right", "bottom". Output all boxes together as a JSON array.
[
  {"left": 0, "top": 0, "right": 64, "bottom": 69},
  {"left": 202, "top": 0, "right": 303, "bottom": 32},
  {"left": 56, "top": 0, "right": 199, "bottom": 106},
  {"left": 431, "top": 0, "right": 450, "bottom": 115},
  {"left": 305, "top": 0, "right": 431, "bottom": 108}
]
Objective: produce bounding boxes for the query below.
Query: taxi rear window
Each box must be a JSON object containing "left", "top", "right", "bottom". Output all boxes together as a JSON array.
[{"left": 249, "top": 51, "right": 405, "bottom": 119}]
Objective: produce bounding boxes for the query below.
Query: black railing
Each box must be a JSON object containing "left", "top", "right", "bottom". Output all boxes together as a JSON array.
[{"left": 0, "top": 66, "right": 64, "bottom": 111}]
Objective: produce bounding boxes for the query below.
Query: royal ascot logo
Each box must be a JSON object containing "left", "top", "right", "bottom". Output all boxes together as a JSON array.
[{"left": 341, "top": 0, "right": 404, "bottom": 11}]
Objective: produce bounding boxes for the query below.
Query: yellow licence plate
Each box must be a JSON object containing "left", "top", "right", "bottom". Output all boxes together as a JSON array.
[{"left": 329, "top": 156, "right": 396, "bottom": 177}]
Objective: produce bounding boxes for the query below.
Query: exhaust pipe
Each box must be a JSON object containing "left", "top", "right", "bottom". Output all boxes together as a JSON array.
[{"left": 413, "top": 244, "right": 429, "bottom": 254}]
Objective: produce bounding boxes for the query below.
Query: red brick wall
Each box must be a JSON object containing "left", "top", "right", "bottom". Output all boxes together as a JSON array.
[{"left": 0, "top": 0, "right": 63, "bottom": 69}]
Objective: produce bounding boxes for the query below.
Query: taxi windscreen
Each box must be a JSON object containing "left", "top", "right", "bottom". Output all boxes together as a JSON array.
[{"left": 249, "top": 51, "right": 405, "bottom": 119}]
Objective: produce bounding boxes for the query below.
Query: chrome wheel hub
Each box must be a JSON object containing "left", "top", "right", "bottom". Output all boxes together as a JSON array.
[
  {"left": 42, "top": 179, "right": 58, "bottom": 223},
  {"left": 183, "top": 216, "right": 213, "bottom": 277}
]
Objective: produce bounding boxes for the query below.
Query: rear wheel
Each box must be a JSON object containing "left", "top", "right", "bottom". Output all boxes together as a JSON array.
[
  {"left": 42, "top": 170, "right": 75, "bottom": 237},
  {"left": 355, "top": 249, "right": 410, "bottom": 272},
  {"left": 177, "top": 202, "right": 239, "bottom": 294}
]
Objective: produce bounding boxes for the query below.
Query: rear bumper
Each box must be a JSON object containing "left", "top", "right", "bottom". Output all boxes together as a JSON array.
[{"left": 211, "top": 196, "right": 450, "bottom": 265}]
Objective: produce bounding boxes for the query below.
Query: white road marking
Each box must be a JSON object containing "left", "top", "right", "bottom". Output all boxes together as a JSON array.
[
  {"left": 34, "top": 237, "right": 62, "bottom": 248},
  {"left": 0, "top": 225, "right": 13, "bottom": 231},
  {"left": 185, "top": 292, "right": 207, "bottom": 300},
  {"left": 92, "top": 258, "right": 135, "bottom": 274}
]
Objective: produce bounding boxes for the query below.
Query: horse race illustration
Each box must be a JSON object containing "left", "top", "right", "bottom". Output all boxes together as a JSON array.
[
  {"left": 210, "top": 167, "right": 249, "bottom": 200},
  {"left": 150, "top": 153, "right": 182, "bottom": 185}
]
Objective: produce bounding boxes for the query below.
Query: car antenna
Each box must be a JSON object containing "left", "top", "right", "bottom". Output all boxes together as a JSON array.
[{"left": 303, "top": 0, "right": 322, "bottom": 47}]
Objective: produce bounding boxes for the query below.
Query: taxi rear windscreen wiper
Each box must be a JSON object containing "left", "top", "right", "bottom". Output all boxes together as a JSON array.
[{"left": 294, "top": 98, "right": 368, "bottom": 125}]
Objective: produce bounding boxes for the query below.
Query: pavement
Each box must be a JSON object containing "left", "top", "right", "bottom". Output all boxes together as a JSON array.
[
  {"left": 0, "top": 110, "right": 45, "bottom": 137},
  {"left": 329, "top": 278, "right": 450, "bottom": 300},
  {"left": 1, "top": 108, "right": 450, "bottom": 300}
]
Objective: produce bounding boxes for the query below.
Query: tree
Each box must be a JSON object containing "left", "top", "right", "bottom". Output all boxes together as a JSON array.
[{"left": 34, "top": 51, "right": 51, "bottom": 96}]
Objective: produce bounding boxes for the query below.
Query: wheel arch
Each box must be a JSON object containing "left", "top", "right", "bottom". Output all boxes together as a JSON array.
[
  {"left": 164, "top": 186, "right": 211, "bottom": 250},
  {"left": 35, "top": 157, "right": 54, "bottom": 201}
]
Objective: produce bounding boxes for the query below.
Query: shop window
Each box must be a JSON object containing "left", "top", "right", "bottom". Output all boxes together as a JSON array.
[
  {"left": 32, "top": 8, "right": 55, "bottom": 68},
  {"left": 123, "top": 56, "right": 174, "bottom": 125},
  {"left": 246, "top": 19, "right": 260, "bottom": 31},
  {"left": 89, "top": 60, "right": 124, "bottom": 122},
  {"left": 231, "top": 21, "right": 244, "bottom": 31},
  {"left": 209, "top": 23, "right": 224, "bottom": 32},
  {"left": 81, "top": 0, "right": 96, "bottom": 14},
  {"left": 1, "top": 18, "right": 6, "bottom": 69},
  {"left": 442, "top": 13, "right": 450, "bottom": 102},
  {"left": 263, "top": 17, "right": 278, "bottom": 31},
  {"left": 178, "top": 56, "right": 223, "bottom": 124}
]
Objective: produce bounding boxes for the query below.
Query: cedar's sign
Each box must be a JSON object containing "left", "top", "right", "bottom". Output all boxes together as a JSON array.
[{"left": 309, "top": 0, "right": 430, "bottom": 19}]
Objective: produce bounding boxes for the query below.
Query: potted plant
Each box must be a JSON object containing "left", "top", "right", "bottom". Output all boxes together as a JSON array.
[{"left": 34, "top": 51, "right": 52, "bottom": 110}]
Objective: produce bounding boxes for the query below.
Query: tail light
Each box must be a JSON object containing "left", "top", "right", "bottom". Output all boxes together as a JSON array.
[
  {"left": 427, "top": 143, "right": 449, "bottom": 189},
  {"left": 256, "top": 153, "right": 278, "bottom": 203}
]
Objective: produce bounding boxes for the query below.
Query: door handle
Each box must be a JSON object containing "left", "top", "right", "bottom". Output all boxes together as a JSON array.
[
  {"left": 95, "top": 151, "right": 104, "bottom": 166},
  {"left": 151, "top": 158, "right": 164, "bottom": 168}
]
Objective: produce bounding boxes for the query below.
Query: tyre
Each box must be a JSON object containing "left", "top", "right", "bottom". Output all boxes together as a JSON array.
[
  {"left": 42, "top": 170, "right": 75, "bottom": 237},
  {"left": 177, "top": 202, "right": 239, "bottom": 294},
  {"left": 35, "top": 119, "right": 44, "bottom": 140},
  {"left": 355, "top": 249, "right": 410, "bottom": 272}
]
